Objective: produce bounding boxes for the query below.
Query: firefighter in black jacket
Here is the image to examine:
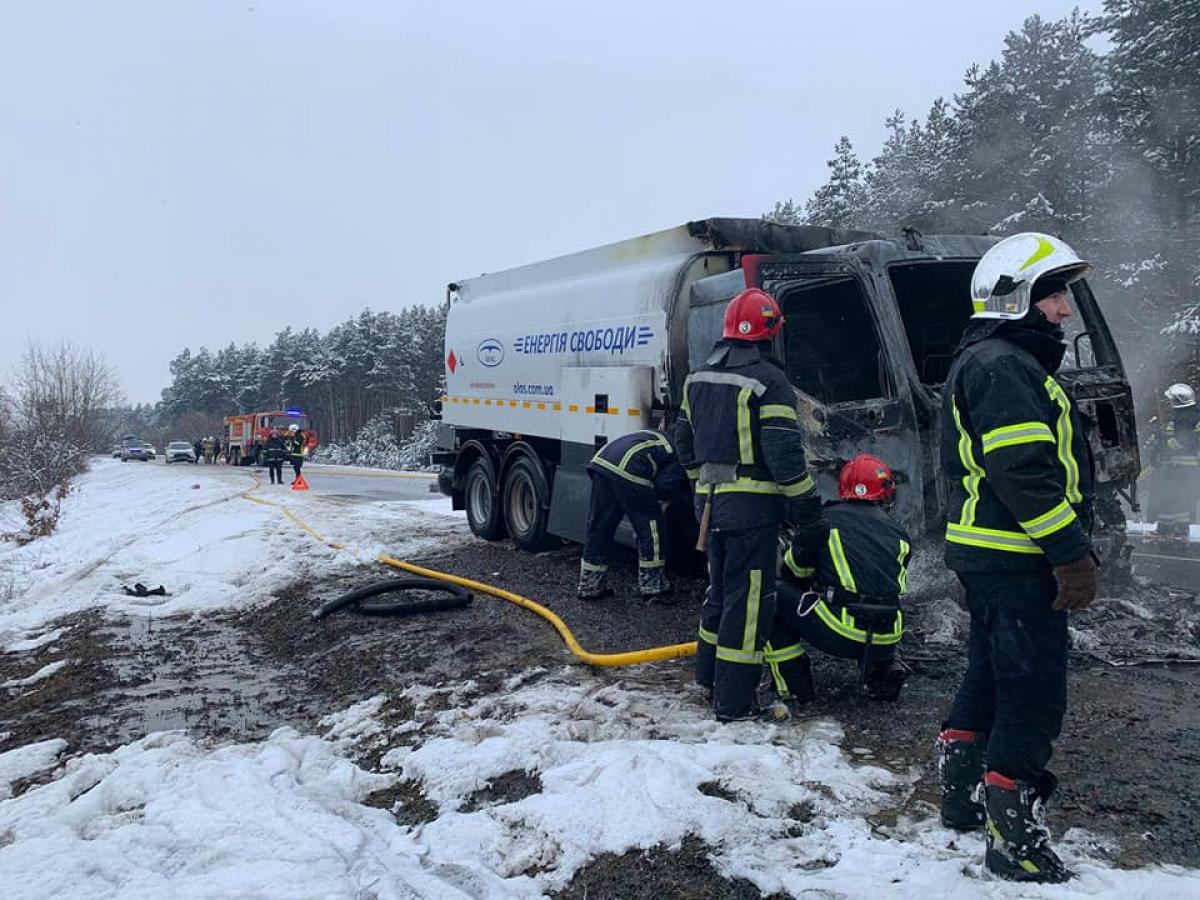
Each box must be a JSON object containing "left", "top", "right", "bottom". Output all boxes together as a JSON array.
[
  {"left": 286, "top": 423, "right": 306, "bottom": 482},
  {"left": 776, "top": 455, "right": 910, "bottom": 702},
  {"left": 675, "top": 287, "right": 823, "bottom": 722},
  {"left": 935, "top": 232, "right": 1097, "bottom": 884},
  {"left": 578, "top": 429, "right": 691, "bottom": 599}
]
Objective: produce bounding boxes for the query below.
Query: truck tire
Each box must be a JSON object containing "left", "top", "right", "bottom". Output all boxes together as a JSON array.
[
  {"left": 502, "top": 455, "right": 559, "bottom": 552},
  {"left": 465, "top": 457, "right": 506, "bottom": 541}
]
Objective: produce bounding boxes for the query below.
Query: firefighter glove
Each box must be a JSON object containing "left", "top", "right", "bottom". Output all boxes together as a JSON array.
[{"left": 1052, "top": 554, "right": 1097, "bottom": 611}]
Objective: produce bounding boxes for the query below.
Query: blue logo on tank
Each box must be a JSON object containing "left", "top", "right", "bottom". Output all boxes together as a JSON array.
[{"left": 477, "top": 339, "right": 505, "bottom": 367}]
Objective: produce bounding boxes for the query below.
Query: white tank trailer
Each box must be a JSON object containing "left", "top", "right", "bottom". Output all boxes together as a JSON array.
[{"left": 434, "top": 218, "right": 1140, "bottom": 574}]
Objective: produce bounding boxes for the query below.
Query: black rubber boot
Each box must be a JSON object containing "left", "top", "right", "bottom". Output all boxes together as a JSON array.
[
  {"left": 865, "top": 656, "right": 908, "bottom": 702},
  {"left": 638, "top": 567, "right": 673, "bottom": 598},
  {"left": 577, "top": 566, "right": 612, "bottom": 601},
  {"left": 936, "top": 729, "right": 986, "bottom": 830},
  {"left": 984, "top": 771, "right": 1073, "bottom": 883}
]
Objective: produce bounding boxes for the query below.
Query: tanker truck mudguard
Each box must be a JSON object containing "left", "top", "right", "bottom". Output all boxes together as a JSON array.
[{"left": 435, "top": 217, "right": 1139, "bottom": 578}]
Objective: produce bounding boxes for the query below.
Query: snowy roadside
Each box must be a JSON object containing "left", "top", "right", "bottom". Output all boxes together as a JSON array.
[
  {"left": 1, "top": 457, "right": 1197, "bottom": 898},
  {"left": 1, "top": 670, "right": 1196, "bottom": 899},
  {"left": 0, "top": 457, "right": 469, "bottom": 649}
]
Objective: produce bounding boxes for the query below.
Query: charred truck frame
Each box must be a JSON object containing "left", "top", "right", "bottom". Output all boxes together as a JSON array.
[{"left": 434, "top": 218, "right": 1139, "bottom": 572}]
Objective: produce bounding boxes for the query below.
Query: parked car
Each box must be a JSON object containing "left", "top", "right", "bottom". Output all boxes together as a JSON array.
[
  {"left": 165, "top": 441, "right": 198, "bottom": 464},
  {"left": 120, "top": 439, "right": 152, "bottom": 462}
]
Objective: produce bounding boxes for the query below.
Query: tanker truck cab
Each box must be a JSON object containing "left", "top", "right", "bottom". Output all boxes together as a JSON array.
[{"left": 437, "top": 219, "right": 1138, "bottom": 573}]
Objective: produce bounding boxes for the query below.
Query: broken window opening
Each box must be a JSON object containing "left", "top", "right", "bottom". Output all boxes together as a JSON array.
[
  {"left": 779, "top": 276, "right": 886, "bottom": 404},
  {"left": 888, "top": 261, "right": 975, "bottom": 386}
]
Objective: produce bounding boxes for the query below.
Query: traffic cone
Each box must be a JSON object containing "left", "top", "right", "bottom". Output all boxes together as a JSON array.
[{"left": 292, "top": 474, "right": 309, "bottom": 491}]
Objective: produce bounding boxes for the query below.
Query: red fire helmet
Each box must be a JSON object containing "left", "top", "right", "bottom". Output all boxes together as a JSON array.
[
  {"left": 722, "top": 288, "right": 784, "bottom": 341},
  {"left": 838, "top": 454, "right": 896, "bottom": 502}
]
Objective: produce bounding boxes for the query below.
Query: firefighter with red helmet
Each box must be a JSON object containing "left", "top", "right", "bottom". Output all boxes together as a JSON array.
[
  {"left": 674, "top": 287, "right": 823, "bottom": 721},
  {"left": 775, "top": 454, "right": 911, "bottom": 703}
]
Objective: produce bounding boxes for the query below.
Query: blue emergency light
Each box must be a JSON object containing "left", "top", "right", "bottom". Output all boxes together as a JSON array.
[{"left": 286, "top": 408, "right": 303, "bottom": 416}]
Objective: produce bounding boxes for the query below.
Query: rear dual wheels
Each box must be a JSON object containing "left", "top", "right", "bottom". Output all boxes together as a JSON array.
[
  {"left": 463, "top": 453, "right": 559, "bottom": 552},
  {"left": 502, "top": 455, "right": 559, "bottom": 552}
]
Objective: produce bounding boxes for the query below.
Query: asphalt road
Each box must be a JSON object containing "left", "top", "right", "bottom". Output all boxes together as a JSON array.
[
  {"left": 163, "top": 459, "right": 440, "bottom": 503},
  {"left": 1130, "top": 538, "right": 1200, "bottom": 593}
]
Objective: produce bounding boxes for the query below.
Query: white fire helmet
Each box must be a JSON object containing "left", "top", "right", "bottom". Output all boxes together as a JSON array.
[
  {"left": 1165, "top": 383, "right": 1196, "bottom": 409},
  {"left": 970, "top": 232, "right": 1091, "bottom": 320},
  {"left": 288, "top": 423, "right": 300, "bottom": 432}
]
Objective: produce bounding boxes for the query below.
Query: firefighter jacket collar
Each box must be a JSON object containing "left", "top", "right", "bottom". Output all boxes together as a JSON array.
[
  {"left": 958, "top": 317, "right": 1066, "bottom": 375},
  {"left": 705, "top": 339, "right": 778, "bottom": 369}
]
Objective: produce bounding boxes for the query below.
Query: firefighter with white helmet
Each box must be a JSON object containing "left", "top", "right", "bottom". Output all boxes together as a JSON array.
[
  {"left": 934, "top": 233, "right": 1097, "bottom": 883},
  {"left": 1149, "top": 382, "right": 1200, "bottom": 539},
  {"left": 674, "top": 287, "right": 824, "bottom": 721}
]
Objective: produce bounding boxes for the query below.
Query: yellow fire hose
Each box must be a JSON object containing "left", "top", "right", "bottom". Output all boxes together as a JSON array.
[{"left": 242, "top": 475, "right": 697, "bottom": 667}]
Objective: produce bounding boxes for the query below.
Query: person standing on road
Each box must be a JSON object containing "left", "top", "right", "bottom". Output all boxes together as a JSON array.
[
  {"left": 577, "top": 429, "right": 691, "bottom": 600},
  {"left": 212, "top": 436, "right": 223, "bottom": 464},
  {"left": 675, "top": 287, "right": 823, "bottom": 722},
  {"left": 935, "top": 233, "right": 1097, "bottom": 884},
  {"left": 263, "top": 428, "right": 287, "bottom": 485},
  {"left": 193, "top": 438, "right": 203, "bottom": 463},
  {"left": 1148, "top": 383, "right": 1200, "bottom": 540},
  {"left": 286, "top": 423, "right": 306, "bottom": 483}
]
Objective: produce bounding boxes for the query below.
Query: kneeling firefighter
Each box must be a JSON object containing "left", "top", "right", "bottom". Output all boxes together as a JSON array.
[
  {"left": 577, "top": 429, "right": 691, "bottom": 599},
  {"left": 675, "top": 287, "right": 823, "bottom": 722},
  {"left": 775, "top": 454, "right": 911, "bottom": 703},
  {"left": 936, "top": 232, "right": 1097, "bottom": 884}
]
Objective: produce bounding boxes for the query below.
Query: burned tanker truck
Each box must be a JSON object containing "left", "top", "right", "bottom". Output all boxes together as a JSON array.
[{"left": 433, "top": 217, "right": 1139, "bottom": 573}]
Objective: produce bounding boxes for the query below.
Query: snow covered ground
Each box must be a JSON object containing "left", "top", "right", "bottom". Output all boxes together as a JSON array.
[
  {"left": 1, "top": 458, "right": 1197, "bottom": 898},
  {"left": 0, "top": 458, "right": 468, "bottom": 649}
]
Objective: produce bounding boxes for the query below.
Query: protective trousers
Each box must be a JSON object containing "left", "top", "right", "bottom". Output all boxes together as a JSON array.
[
  {"left": 943, "top": 570, "right": 1067, "bottom": 783},
  {"left": 581, "top": 472, "right": 665, "bottom": 573},
  {"left": 695, "top": 524, "right": 783, "bottom": 719}
]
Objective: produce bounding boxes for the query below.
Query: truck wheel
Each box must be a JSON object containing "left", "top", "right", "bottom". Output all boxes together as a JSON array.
[
  {"left": 465, "top": 458, "right": 506, "bottom": 541},
  {"left": 502, "top": 456, "right": 560, "bottom": 552}
]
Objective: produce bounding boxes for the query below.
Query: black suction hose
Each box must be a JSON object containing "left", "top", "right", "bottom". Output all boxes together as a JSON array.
[{"left": 311, "top": 577, "right": 472, "bottom": 620}]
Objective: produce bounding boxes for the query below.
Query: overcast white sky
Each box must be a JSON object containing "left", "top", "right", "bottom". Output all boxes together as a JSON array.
[{"left": 1, "top": 0, "right": 1104, "bottom": 403}]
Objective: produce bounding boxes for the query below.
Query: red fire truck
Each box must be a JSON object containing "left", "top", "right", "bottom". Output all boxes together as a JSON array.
[{"left": 224, "top": 409, "right": 319, "bottom": 465}]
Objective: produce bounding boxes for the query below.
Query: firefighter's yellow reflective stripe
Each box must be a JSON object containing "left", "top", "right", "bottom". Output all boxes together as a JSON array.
[
  {"left": 897, "top": 539, "right": 910, "bottom": 595},
  {"left": 684, "top": 467, "right": 699, "bottom": 480},
  {"left": 737, "top": 386, "right": 754, "bottom": 464},
  {"left": 945, "top": 522, "right": 1043, "bottom": 554},
  {"left": 1019, "top": 235, "right": 1056, "bottom": 271},
  {"left": 1019, "top": 498, "right": 1078, "bottom": 540},
  {"left": 681, "top": 379, "right": 693, "bottom": 418},
  {"left": 972, "top": 298, "right": 986, "bottom": 314},
  {"left": 742, "top": 569, "right": 762, "bottom": 654},
  {"left": 716, "top": 646, "right": 764, "bottom": 664},
  {"left": 980, "top": 422, "right": 1055, "bottom": 454},
  {"left": 639, "top": 520, "right": 663, "bottom": 568},
  {"left": 581, "top": 560, "right": 608, "bottom": 573},
  {"left": 590, "top": 456, "right": 654, "bottom": 487},
  {"left": 697, "top": 478, "right": 785, "bottom": 496},
  {"left": 827, "top": 529, "right": 857, "bottom": 592},
  {"left": 763, "top": 641, "right": 807, "bottom": 663},
  {"left": 617, "top": 437, "right": 664, "bottom": 471},
  {"left": 686, "top": 370, "right": 768, "bottom": 395},
  {"left": 763, "top": 641, "right": 788, "bottom": 693},
  {"left": 1045, "top": 377, "right": 1082, "bottom": 503},
  {"left": 780, "top": 474, "right": 816, "bottom": 498},
  {"left": 812, "top": 601, "right": 902, "bottom": 645},
  {"left": 760, "top": 404, "right": 798, "bottom": 421},
  {"left": 952, "top": 397, "right": 985, "bottom": 525},
  {"left": 782, "top": 547, "right": 815, "bottom": 578},
  {"left": 698, "top": 626, "right": 718, "bottom": 646}
]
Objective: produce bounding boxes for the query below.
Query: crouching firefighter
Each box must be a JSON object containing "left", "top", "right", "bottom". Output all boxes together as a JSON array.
[
  {"left": 774, "top": 454, "right": 911, "bottom": 703},
  {"left": 577, "top": 429, "right": 691, "bottom": 599},
  {"left": 935, "top": 233, "right": 1097, "bottom": 884},
  {"left": 675, "top": 287, "right": 823, "bottom": 722}
]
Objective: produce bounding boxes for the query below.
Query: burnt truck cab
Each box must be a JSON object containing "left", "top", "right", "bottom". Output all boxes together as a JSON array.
[{"left": 685, "top": 227, "right": 1139, "bottom": 573}]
